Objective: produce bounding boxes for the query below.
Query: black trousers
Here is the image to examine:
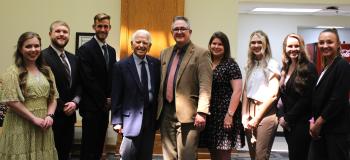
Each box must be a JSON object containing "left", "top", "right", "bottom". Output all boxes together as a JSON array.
[
  {"left": 284, "top": 122, "right": 310, "bottom": 160},
  {"left": 80, "top": 111, "right": 109, "bottom": 160},
  {"left": 52, "top": 115, "right": 75, "bottom": 160},
  {"left": 308, "top": 133, "right": 350, "bottom": 160}
]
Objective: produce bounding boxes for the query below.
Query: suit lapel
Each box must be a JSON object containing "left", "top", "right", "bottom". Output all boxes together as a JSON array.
[
  {"left": 91, "top": 38, "right": 107, "bottom": 70},
  {"left": 176, "top": 43, "right": 194, "bottom": 84},
  {"left": 127, "top": 56, "right": 143, "bottom": 90},
  {"left": 315, "top": 56, "right": 340, "bottom": 88},
  {"left": 48, "top": 47, "right": 71, "bottom": 85},
  {"left": 161, "top": 47, "right": 174, "bottom": 83}
]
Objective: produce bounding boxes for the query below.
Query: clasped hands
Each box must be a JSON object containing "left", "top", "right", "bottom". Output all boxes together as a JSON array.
[{"left": 32, "top": 116, "right": 53, "bottom": 130}]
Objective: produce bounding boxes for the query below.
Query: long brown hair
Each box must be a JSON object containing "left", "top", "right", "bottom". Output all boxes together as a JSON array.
[
  {"left": 281, "top": 33, "right": 311, "bottom": 94},
  {"left": 14, "top": 32, "right": 55, "bottom": 103}
]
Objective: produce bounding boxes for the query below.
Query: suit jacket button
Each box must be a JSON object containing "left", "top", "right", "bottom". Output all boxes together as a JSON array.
[{"left": 140, "top": 112, "right": 142, "bottom": 114}]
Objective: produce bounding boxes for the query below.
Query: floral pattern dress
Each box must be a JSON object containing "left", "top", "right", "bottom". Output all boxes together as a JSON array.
[
  {"left": 0, "top": 65, "right": 58, "bottom": 160},
  {"left": 201, "top": 58, "right": 243, "bottom": 150}
]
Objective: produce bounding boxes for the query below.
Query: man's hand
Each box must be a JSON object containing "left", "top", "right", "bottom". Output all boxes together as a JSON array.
[
  {"left": 113, "top": 124, "right": 123, "bottom": 134},
  {"left": 194, "top": 113, "right": 206, "bottom": 131},
  {"left": 64, "top": 102, "right": 77, "bottom": 116}
]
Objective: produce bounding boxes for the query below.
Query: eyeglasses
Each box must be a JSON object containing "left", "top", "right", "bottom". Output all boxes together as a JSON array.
[{"left": 172, "top": 27, "right": 190, "bottom": 33}]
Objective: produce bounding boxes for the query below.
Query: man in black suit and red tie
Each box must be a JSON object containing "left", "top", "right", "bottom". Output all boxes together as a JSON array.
[
  {"left": 42, "top": 20, "right": 82, "bottom": 160},
  {"left": 76, "top": 13, "right": 116, "bottom": 160}
]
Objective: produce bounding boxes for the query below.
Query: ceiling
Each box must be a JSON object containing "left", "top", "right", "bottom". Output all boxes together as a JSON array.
[{"left": 239, "top": 2, "right": 350, "bottom": 16}]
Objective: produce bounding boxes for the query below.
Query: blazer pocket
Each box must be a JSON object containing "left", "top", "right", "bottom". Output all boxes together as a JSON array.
[{"left": 122, "top": 111, "right": 130, "bottom": 117}]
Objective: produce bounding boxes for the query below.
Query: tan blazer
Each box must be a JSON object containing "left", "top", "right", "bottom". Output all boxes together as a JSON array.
[{"left": 157, "top": 42, "right": 212, "bottom": 123}]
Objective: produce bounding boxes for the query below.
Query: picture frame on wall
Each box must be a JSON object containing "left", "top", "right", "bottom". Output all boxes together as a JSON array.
[{"left": 75, "top": 32, "right": 95, "bottom": 51}]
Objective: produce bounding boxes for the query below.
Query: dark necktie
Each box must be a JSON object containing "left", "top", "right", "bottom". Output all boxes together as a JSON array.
[
  {"left": 141, "top": 60, "right": 149, "bottom": 107},
  {"left": 60, "top": 53, "right": 71, "bottom": 86},
  {"left": 166, "top": 49, "right": 180, "bottom": 103},
  {"left": 102, "top": 45, "right": 109, "bottom": 69}
]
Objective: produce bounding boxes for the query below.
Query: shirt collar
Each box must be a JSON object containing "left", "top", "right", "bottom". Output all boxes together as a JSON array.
[
  {"left": 94, "top": 36, "right": 107, "bottom": 48},
  {"left": 50, "top": 44, "right": 65, "bottom": 57},
  {"left": 133, "top": 53, "right": 148, "bottom": 65},
  {"left": 174, "top": 41, "right": 190, "bottom": 54}
]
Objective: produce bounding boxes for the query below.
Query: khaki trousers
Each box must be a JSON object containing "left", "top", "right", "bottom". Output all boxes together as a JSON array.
[
  {"left": 160, "top": 102, "right": 199, "bottom": 160},
  {"left": 245, "top": 101, "right": 278, "bottom": 160}
]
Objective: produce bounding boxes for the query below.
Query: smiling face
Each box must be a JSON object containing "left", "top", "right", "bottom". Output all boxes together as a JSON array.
[
  {"left": 171, "top": 20, "right": 192, "bottom": 46},
  {"left": 21, "top": 37, "right": 41, "bottom": 64},
  {"left": 318, "top": 32, "right": 340, "bottom": 57},
  {"left": 93, "top": 19, "right": 111, "bottom": 43},
  {"left": 131, "top": 32, "right": 151, "bottom": 59},
  {"left": 285, "top": 36, "right": 300, "bottom": 61},
  {"left": 250, "top": 34, "right": 265, "bottom": 59},
  {"left": 210, "top": 38, "right": 224, "bottom": 58},
  {"left": 50, "top": 24, "right": 69, "bottom": 50}
]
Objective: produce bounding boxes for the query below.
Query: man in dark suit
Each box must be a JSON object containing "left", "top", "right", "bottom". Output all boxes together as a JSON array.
[
  {"left": 76, "top": 13, "right": 116, "bottom": 160},
  {"left": 111, "top": 29, "right": 160, "bottom": 160},
  {"left": 157, "top": 16, "right": 212, "bottom": 159},
  {"left": 42, "top": 20, "right": 81, "bottom": 160}
]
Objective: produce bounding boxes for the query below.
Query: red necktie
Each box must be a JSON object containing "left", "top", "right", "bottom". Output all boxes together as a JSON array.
[{"left": 166, "top": 50, "right": 180, "bottom": 103}]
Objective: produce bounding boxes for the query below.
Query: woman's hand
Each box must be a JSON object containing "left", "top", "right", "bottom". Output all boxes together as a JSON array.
[
  {"left": 43, "top": 116, "right": 54, "bottom": 129},
  {"left": 223, "top": 113, "right": 233, "bottom": 130},
  {"left": 247, "top": 117, "right": 259, "bottom": 129},
  {"left": 32, "top": 116, "right": 45, "bottom": 128},
  {"left": 279, "top": 117, "right": 291, "bottom": 132}
]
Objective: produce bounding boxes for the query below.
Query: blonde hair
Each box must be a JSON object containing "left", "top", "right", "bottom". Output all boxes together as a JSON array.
[{"left": 245, "top": 30, "right": 272, "bottom": 81}]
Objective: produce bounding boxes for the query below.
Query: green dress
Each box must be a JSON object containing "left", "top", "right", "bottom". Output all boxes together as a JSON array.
[{"left": 0, "top": 65, "right": 58, "bottom": 160}]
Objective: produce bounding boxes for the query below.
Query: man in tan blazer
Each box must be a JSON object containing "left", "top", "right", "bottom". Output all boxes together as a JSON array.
[{"left": 157, "top": 16, "right": 212, "bottom": 160}]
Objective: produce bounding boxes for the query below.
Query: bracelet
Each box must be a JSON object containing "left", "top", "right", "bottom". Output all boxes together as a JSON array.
[
  {"left": 47, "top": 113, "right": 55, "bottom": 119},
  {"left": 227, "top": 111, "right": 234, "bottom": 117}
]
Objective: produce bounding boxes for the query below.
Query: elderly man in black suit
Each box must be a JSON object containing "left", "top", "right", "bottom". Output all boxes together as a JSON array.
[
  {"left": 76, "top": 13, "right": 117, "bottom": 160},
  {"left": 111, "top": 29, "right": 160, "bottom": 160},
  {"left": 42, "top": 20, "right": 82, "bottom": 160}
]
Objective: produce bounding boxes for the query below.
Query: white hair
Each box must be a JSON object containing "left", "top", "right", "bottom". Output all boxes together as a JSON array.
[{"left": 131, "top": 29, "right": 152, "bottom": 43}]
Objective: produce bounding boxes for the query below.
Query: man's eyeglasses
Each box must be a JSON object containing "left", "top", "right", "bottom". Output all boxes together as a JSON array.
[{"left": 172, "top": 27, "right": 190, "bottom": 33}]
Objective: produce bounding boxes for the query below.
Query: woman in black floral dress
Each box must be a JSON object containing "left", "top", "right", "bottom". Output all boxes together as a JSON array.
[{"left": 201, "top": 31, "right": 243, "bottom": 160}]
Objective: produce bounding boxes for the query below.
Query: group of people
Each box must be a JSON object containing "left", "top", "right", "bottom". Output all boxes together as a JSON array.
[{"left": 0, "top": 13, "right": 349, "bottom": 160}]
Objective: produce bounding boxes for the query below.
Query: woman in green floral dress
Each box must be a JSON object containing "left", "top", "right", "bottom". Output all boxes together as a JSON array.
[{"left": 0, "top": 32, "right": 58, "bottom": 160}]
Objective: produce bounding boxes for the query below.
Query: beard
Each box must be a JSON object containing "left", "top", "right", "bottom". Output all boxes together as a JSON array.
[{"left": 51, "top": 38, "right": 69, "bottom": 49}]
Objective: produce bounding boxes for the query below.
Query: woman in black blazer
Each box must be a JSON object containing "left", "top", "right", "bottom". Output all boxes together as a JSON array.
[
  {"left": 278, "top": 33, "right": 318, "bottom": 160},
  {"left": 308, "top": 28, "right": 350, "bottom": 160}
]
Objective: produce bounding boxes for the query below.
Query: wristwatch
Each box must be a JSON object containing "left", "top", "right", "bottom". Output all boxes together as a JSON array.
[{"left": 47, "top": 113, "right": 55, "bottom": 118}]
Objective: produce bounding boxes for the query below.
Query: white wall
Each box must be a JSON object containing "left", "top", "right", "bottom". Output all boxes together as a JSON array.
[
  {"left": 298, "top": 28, "right": 350, "bottom": 44},
  {"left": 237, "top": 14, "right": 350, "bottom": 77},
  {"left": 185, "top": 0, "right": 238, "bottom": 54}
]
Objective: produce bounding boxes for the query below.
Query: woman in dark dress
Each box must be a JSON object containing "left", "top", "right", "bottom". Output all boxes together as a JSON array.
[
  {"left": 202, "top": 31, "right": 243, "bottom": 160},
  {"left": 308, "top": 28, "right": 350, "bottom": 160},
  {"left": 278, "top": 33, "right": 317, "bottom": 160}
]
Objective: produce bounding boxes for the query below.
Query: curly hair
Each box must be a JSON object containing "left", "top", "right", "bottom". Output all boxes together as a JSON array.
[
  {"left": 14, "top": 32, "right": 56, "bottom": 103},
  {"left": 281, "top": 33, "right": 312, "bottom": 94}
]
